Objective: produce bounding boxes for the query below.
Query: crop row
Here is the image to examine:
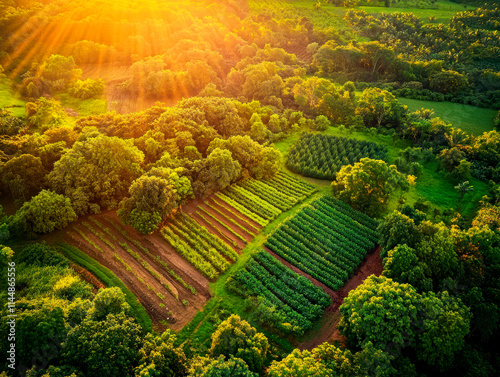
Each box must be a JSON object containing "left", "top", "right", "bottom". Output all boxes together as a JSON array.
[
  {"left": 229, "top": 251, "right": 330, "bottom": 336},
  {"left": 265, "top": 196, "right": 379, "bottom": 290},
  {"left": 286, "top": 133, "right": 388, "bottom": 180},
  {"left": 160, "top": 213, "right": 238, "bottom": 280}
]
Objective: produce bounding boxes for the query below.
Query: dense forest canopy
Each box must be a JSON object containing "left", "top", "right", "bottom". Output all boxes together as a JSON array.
[{"left": 1, "top": 0, "right": 499, "bottom": 376}]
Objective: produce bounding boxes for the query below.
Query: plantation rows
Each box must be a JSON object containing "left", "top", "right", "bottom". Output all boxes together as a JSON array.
[
  {"left": 265, "top": 196, "right": 379, "bottom": 290},
  {"left": 160, "top": 213, "right": 238, "bottom": 280},
  {"left": 216, "top": 172, "right": 316, "bottom": 226},
  {"left": 286, "top": 133, "right": 388, "bottom": 180},
  {"left": 230, "top": 251, "right": 330, "bottom": 336}
]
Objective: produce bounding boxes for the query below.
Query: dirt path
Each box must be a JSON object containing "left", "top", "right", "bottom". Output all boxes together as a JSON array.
[{"left": 297, "top": 246, "right": 383, "bottom": 350}]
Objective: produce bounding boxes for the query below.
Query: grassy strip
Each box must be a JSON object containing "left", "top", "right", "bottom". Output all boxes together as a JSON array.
[
  {"left": 55, "top": 242, "right": 152, "bottom": 331},
  {"left": 204, "top": 202, "right": 256, "bottom": 237},
  {"left": 211, "top": 198, "right": 261, "bottom": 233},
  {"left": 199, "top": 207, "right": 248, "bottom": 244},
  {"left": 196, "top": 211, "right": 241, "bottom": 246}
]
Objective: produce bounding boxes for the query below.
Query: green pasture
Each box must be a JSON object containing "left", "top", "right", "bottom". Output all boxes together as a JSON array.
[
  {"left": 0, "top": 78, "right": 26, "bottom": 117},
  {"left": 399, "top": 97, "right": 497, "bottom": 136}
]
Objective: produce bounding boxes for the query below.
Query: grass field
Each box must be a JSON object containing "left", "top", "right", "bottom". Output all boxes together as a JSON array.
[
  {"left": 399, "top": 97, "right": 497, "bottom": 136},
  {"left": 0, "top": 78, "right": 26, "bottom": 117},
  {"left": 55, "top": 93, "right": 107, "bottom": 117}
]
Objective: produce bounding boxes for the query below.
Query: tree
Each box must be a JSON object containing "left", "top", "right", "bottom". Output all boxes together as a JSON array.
[
  {"left": 338, "top": 275, "right": 421, "bottom": 353},
  {"left": 0, "top": 154, "right": 46, "bottom": 202},
  {"left": 331, "top": 158, "right": 412, "bottom": 217},
  {"left": 377, "top": 210, "right": 421, "bottom": 255},
  {"left": 416, "top": 291, "right": 471, "bottom": 370},
  {"left": 90, "top": 287, "right": 130, "bottom": 321},
  {"left": 11, "top": 190, "right": 77, "bottom": 237},
  {"left": 383, "top": 244, "right": 433, "bottom": 292},
  {"left": 62, "top": 314, "right": 143, "bottom": 377},
  {"left": 188, "top": 356, "right": 256, "bottom": 377},
  {"left": 267, "top": 349, "right": 333, "bottom": 377},
  {"left": 48, "top": 134, "right": 144, "bottom": 215},
  {"left": 454, "top": 181, "right": 474, "bottom": 201},
  {"left": 40, "top": 55, "right": 82, "bottom": 92},
  {"left": 209, "top": 315, "right": 268, "bottom": 373},
  {"left": 355, "top": 88, "right": 405, "bottom": 129},
  {"left": 196, "top": 148, "right": 241, "bottom": 197},
  {"left": 118, "top": 168, "right": 193, "bottom": 233},
  {"left": 135, "top": 331, "right": 187, "bottom": 377},
  {"left": 429, "top": 70, "right": 468, "bottom": 94}
]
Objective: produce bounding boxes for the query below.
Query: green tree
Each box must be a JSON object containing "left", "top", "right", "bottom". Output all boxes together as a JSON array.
[
  {"left": 332, "top": 158, "right": 412, "bottom": 217},
  {"left": 355, "top": 88, "right": 405, "bottom": 129},
  {"left": 48, "top": 134, "right": 144, "bottom": 215},
  {"left": 62, "top": 313, "right": 143, "bottom": 377},
  {"left": 377, "top": 210, "right": 421, "bottom": 255},
  {"left": 0, "top": 154, "right": 46, "bottom": 202},
  {"left": 188, "top": 356, "right": 256, "bottom": 377},
  {"left": 195, "top": 148, "right": 241, "bottom": 197},
  {"left": 209, "top": 314, "right": 268, "bottom": 373},
  {"left": 416, "top": 291, "right": 471, "bottom": 370},
  {"left": 11, "top": 190, "right": 77, "bottom": 237},
  {"left": 383, "top": 244, "right": 433, "bottom": 292},
  {"left": 338, "top": 275, "right": 420, "bottom": 352},
  {"left": 429, "top": 70, "right": 468, "bottom": 94},
  {"left": 268, "top": 349, "right": 333, "bottom": 377},
  {"left": 90, "top": 287, "right": 130, "bottom": 321},
  {"left": 118, "top": 168, "right": 192, "bottom": 233},
  {"left": 40, "top": 55, "right": 82, "bottom": 92},
  {"left": 135, "top": 330, "right": 187, "bottom": 377}
]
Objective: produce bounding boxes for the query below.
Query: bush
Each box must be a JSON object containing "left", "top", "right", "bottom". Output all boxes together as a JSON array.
[{"left": 68, "top": 78, "right": 105, "bottom": 99}]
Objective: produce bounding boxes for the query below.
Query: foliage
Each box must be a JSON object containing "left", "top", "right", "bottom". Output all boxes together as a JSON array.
[
  {"left": 266, "top": 196, "right": 379, "bottom": 290},
  {"left": 268, "top": 349, "right": 333, "bottom": 377},
  {"left": 287, "top": 133, "right": 388, "bottom": 180},
  {"left": 188, "top": 356, "right": 256, "bottom": 377},
  {"left": 135, "top": 331, "right": 187, "bottom": 377},
  {"left": 68, "top": 78, "right": 105, "bottom": 99},
  {"left": 209, "top": 314, "right": 268, "bottom": 373},
  {"left": 332, "top": 158, "right": 412, "bottom": 217},
  {"left": 11, "top": 190, "right": 77, "bottom": 237},
  {"left": 48, "top": 134, "right": 144, "bottom": 215},
  {"left": 62, "top": 313, "right": 143, "bottom": 377}
]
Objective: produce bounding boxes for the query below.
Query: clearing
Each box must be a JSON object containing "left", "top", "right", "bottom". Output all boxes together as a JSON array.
[{"left": 399, "top": 97, "right": 497, "bottom": 136}]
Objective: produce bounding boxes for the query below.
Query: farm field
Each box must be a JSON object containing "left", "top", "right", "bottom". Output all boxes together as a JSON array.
[
  {"left": 65, "top": 213, "right": 212, "bottom": 331},
  {"left": 399, "top": 97, "right": 497, "bottom": 135},
  {"left": 286, "top": 133, "right": 388, "bottom": 180},
  {"left": 2, "top": 0, "right": 499, "bottom": 375},
  {"left": 266, "top": 195, "right": 379, "bottom": 290}
]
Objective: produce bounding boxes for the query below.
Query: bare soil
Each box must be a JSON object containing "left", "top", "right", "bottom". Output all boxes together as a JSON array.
[
  {"left": 65, "top": 211, "right": 212, "bottom": 331},
  {"left": 263, "top": 245, "right": 384, "bottom": 350}
]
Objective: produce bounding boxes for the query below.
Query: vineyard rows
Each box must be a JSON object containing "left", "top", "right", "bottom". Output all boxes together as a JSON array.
[
  {"left": 286, "top": 133, "right": 388, "bottom": 180},
  {"left": 265, "top": 196, "right": 379, "bottom": 290},
  {"left": 229, "top": 251, "right": 331, "bottom": 336},
  {"left": 215, "top": 172, "right": 316, "bottom": 225}
]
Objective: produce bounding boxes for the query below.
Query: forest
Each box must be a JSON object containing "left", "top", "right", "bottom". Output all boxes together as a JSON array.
[{"left": 0, "top": 0, "right": 499, "bottom": 376}]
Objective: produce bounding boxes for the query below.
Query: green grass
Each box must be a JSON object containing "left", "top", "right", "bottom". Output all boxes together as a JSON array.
[
  {"left": 359, "top": 1, "right": 470, "bottom": 24},
  {"left": 55, "top": 92, "right": 107, "bottom": 117},
  {"left": 56, "top": 242, "right": 153, "bottom": 332},
  {"left": 0, "top": 78, "right": 26, "bottom": 117},
  {"left": 399, "top": 98, "right": 497, "bottom": 136}
]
